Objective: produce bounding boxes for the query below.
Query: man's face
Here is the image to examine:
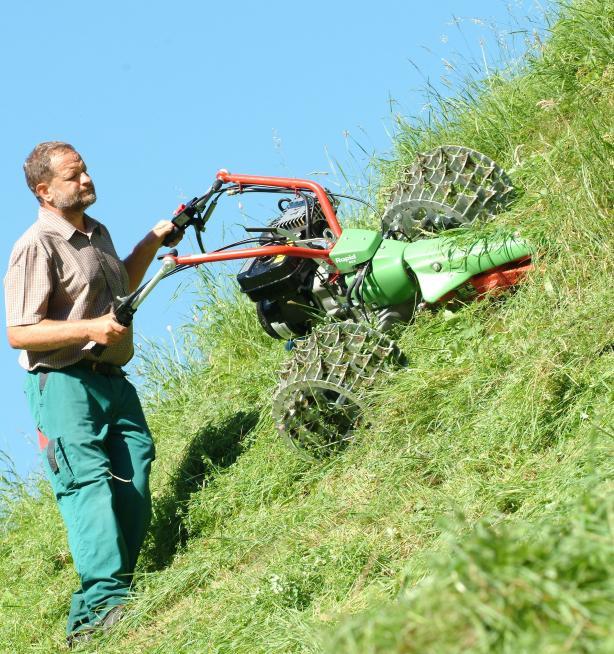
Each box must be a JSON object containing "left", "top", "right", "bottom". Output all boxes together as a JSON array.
[{"left": 43, "top": 149, "right": 97, "bottom": 211}]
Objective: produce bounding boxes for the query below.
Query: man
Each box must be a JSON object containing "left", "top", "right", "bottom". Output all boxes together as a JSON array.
[{"left": 3, "top": 142, "right": 182, "bottom": 645}]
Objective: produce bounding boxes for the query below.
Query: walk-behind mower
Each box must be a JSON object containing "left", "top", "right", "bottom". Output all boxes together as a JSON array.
[{"left": 87, "top": 146, "right": 533, "bottom": 459}]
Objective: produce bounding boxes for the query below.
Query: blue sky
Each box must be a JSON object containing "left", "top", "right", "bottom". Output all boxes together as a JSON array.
[{"left": 0, "top": 1, "right": 547, "bottom": 480}]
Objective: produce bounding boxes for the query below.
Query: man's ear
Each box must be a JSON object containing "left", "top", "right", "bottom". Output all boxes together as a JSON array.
[{"left": 35, "top": 181, "right": 52, "bottom": 203}]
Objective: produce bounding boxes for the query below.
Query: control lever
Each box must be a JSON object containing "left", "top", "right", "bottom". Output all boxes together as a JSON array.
[{"left": 163, "top": 178, "right": 223, "bottom": 246}]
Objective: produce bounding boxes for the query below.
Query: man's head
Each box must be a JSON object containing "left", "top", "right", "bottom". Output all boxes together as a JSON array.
[{"left": 24, "top": 142, "right": 96, "bottom": 211}]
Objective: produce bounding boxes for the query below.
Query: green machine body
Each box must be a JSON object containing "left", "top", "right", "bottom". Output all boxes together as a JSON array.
[{"left": 333, "top": 228, "right": 532, "bottom": 309}]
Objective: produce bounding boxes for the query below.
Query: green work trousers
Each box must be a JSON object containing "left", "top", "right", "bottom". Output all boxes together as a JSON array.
[{"left": 24, "top": 366, "right": 155, "bottom": 636}]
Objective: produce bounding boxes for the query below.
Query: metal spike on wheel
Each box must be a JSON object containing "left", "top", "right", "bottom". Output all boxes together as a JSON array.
[
  {"left": 381, "top": 145, "right": 515, "bottom": 241},
  {"left": 272, "top": 321, "right": 405, "bottom": 460}
]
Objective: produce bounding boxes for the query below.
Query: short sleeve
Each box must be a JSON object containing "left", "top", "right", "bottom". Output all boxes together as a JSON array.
[{"left": 3, "top": 240, "right": 53, "bottom": 327}]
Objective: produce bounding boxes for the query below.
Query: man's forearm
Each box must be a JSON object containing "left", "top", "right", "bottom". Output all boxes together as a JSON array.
[
  {"left": 7, "top": 314, "right": 129, "bottom": 351},
  {"left": 122, "top": 233, "right": 161, "bottom": 293},
  {"left": 7, "top": 319, "right": 91, "bottom": 351}
]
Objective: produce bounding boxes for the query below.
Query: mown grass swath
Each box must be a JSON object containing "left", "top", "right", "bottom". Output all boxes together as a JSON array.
[{"left": 0, "top": 0, "right": 612, "bottom": 651}]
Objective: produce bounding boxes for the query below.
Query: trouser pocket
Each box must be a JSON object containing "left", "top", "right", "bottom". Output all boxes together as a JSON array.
[
  {"left": 45, "top": 437, "right": 77, "bottom": 491},
  {"left": 39, "top": 370, "right": 49, "bottom": 394}
]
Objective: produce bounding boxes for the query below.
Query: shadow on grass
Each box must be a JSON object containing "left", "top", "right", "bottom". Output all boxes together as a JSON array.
[{"left": 141, "top": 410, "right": 260, "bottom": 571}]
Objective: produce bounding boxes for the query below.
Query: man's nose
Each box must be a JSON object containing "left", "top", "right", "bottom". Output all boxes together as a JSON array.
[{"left": 81, "top": 172, "right": 92, "bottom": 185}]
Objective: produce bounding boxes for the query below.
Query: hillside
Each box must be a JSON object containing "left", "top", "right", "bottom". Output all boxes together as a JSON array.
[{"left": 1, "top": 1, "right": 612, "bottom": 652}]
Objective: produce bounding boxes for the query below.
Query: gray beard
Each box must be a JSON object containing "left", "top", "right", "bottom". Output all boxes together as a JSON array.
[{"left": 53, "top": 189, "right": 97, "bottom": 211}]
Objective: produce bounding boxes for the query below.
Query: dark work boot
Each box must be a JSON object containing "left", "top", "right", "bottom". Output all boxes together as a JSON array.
[
  {"left": 66, "top": 605, "right": 125, "bottom": 648},
  {"left": 99, "top": 605, "right": 125, "bottom": 631},
  {"left": 66, "top": 628, "right": 95, "bottom": 648}
]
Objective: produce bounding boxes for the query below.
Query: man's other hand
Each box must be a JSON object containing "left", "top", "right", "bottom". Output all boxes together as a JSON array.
[{"left": 87, "top": 312, "right": 129, "bottom": 345}]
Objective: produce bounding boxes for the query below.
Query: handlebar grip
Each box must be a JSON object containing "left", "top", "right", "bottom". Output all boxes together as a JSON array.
[
  {"left": 90, "top": 342, "right": 106, "bottom": 357},
  {"left": 162, "top": 225, "right": 182, "bottom": 247}
]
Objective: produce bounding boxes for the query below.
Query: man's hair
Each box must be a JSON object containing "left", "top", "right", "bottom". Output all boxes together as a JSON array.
[{"left": 23, "top": 141, "right": 77, "bottom": 202}]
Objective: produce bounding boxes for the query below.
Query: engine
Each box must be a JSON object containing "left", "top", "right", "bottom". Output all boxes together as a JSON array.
[{"left": 236, "top": 194, "right": 346, "bottom": 339}]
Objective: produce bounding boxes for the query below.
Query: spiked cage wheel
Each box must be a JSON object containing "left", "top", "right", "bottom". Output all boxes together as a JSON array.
[
  {"left": 382, "top": 145, "right": 515, "bottom": 241},
  {"left": 272, "top": 321, "right": 405, "bottom": 460}
]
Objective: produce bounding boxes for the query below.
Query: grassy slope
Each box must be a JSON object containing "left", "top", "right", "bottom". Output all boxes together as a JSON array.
[{"left": 1, "top": 1, "right": 612, "bottom": 651}]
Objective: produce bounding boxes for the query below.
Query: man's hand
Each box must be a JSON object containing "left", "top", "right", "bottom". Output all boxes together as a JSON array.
[
  {"left": 149, "top": 220, "right": 184, "bottom": 248},
  {"left": 86, "top": 312, "right": 129, "bottom": 345}
]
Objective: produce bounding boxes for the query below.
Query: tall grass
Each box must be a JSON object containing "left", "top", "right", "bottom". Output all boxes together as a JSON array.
[{"left": 0, "top": 1, "right": 612, "bottom": 652}]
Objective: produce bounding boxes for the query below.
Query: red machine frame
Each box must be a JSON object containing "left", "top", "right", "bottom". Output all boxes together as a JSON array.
[{"left": 173, "top": 171, "right": 338, "bottom": 268}]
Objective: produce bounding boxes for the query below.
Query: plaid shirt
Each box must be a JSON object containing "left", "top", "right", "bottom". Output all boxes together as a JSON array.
[{"left": 4, "top": 207, "right": 134, "bottom": 370}]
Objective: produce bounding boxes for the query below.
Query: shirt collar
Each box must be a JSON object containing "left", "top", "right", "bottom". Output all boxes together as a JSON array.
[{"left": 38, "top": 207, "right": 101, "bottom": 240}]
